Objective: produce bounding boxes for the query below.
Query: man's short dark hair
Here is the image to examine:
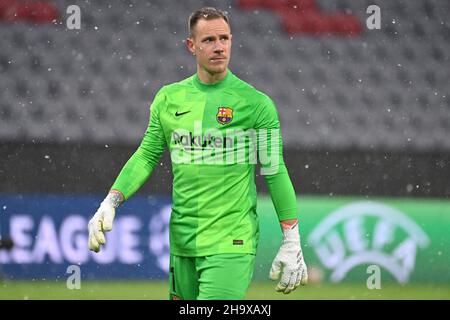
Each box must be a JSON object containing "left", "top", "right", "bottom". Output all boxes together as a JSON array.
[{"left": 188, "top": 7, "right": 230, "bottom": 37}]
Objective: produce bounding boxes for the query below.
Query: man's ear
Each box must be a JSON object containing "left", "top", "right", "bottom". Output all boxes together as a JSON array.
[{"left": 186, "top": 37, "right": 195, "bottom": 55}]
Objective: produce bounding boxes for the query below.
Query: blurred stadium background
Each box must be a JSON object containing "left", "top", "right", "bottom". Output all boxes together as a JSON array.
[{"left": 1, "top": 0, "right": 449, "bottom": 299}]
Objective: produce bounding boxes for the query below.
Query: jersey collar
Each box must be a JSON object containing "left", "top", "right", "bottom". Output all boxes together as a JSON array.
[{"left": 193, "top": 69, "right": 232, "bottom": 91}]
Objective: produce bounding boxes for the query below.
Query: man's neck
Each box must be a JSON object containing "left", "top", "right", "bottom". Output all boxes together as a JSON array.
[{"left": 197, "top": 67, "right": 228, "bottom": 84}]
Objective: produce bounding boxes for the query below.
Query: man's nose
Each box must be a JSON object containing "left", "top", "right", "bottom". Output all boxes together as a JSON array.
[{"left": 213, "top": 41, "right": 224, "bottom": 53}]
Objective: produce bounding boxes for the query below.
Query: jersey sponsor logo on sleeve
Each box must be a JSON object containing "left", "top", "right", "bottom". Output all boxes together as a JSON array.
[
  {"left": 216, "top": 107, "right": 233, "bottom": 125},
  {"left": 233, "top": 240, "right": 244, "bottom": 245}
]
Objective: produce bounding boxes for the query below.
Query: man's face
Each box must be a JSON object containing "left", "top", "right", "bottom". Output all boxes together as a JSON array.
[{"left": 187, "top": 18, "right": 232, "bottom": 75}]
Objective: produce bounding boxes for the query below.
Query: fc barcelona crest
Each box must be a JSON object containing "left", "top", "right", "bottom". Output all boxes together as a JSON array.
[{"left": 216, "top": 107, "right": 233, "bottom": 125}]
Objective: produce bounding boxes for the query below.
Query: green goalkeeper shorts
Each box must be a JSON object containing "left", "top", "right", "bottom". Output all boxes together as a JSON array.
[{"left": 168, "top": 253, "right": 255, "bottom": 300}]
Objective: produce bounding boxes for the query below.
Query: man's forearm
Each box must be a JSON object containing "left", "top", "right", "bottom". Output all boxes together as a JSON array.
[
  {"left": 110, "top": 148, "right": 156, "bottom": 200},
  {"left": 264, "top": 166, "right": 298, "bottom": 221}
]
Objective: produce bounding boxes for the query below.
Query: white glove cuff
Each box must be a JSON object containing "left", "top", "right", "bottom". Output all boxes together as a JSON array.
[
  {"left": 102, "top": 192, "right": 122, "bottom": 208},
  {"left": 282, "top": 222, "right": 300, "bottom": 243}
]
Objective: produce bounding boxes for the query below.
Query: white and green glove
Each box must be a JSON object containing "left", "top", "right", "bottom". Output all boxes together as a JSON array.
[
  {"left": 88, "top": 192, "right": 122, "bottom": 253},
  {"left": 269, "top": 222, "right": 308, "bottom": 294}
]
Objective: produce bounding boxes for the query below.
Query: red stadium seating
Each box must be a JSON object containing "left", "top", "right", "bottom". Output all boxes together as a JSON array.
[
  {"left": 0, "top": 0, "right": 58, "bottom": 23},
  {"left": 237, "top": 0, "right": 362, "bottom": 36},
  {"left": 237, "top": 0, "right": 264, "bottom": 10},
  {"left": 280, "top": 9, "right": 333, "bottom": 35},
  {"left": 0, "top": 0, "right": 15, "bottom": 15},
  {"left": 237, "top": 0, "right": 318, "bottom": 12},
  {"left": 331, "top": 13, "right": 363, "bottom": 36}
]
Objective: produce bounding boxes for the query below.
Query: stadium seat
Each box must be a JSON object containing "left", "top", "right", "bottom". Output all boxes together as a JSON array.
[{"left": 0, "top": 0, "right": 448, "bottom": 153}]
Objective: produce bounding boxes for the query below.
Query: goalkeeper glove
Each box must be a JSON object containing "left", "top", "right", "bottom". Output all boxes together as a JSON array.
[
  {"left": 269, "top": 221, "right": 308, "bottom": 294},
  {"left": 88, "top": 191, "right": 122, "bottom": 253}
]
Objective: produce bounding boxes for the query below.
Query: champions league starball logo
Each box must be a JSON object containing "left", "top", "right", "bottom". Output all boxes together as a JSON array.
[
  {"left": 148, "top": 205, "right": 171, "bottom": 274},
  {"left": 308, "top": 202, "right": 430, "bottom": 284}
]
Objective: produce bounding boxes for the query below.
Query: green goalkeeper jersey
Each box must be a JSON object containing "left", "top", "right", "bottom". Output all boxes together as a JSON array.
[{"left": 111, "top": 69, "right": 298, "bottom": 256}]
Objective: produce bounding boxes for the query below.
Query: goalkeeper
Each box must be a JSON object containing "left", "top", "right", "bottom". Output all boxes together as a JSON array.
[{"left": 88, "top": 7, "right": 307, "bottom": 300}]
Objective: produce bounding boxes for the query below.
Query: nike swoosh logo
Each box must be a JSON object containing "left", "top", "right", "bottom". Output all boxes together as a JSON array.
[{"left": 175, "top": 111, "right": 191, "bottom": 117}]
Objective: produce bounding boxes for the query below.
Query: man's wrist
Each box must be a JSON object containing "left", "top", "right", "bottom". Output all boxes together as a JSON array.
[
  {"left": 280, "top": 219, "right": 298, "bottom": 231},
  {"left": 104, "top": 190, "right": 123, "bottom": 208},
  {"left": 280, "top": 219, "right": 300, "bottom": 242}
]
